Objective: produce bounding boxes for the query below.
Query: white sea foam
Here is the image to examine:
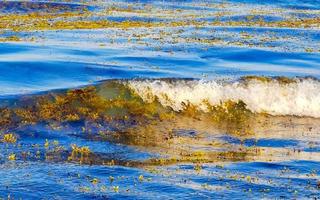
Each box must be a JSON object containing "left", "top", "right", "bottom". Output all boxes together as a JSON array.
[{"left": 127, "top": 78, "right": 320, "bottom": 118}]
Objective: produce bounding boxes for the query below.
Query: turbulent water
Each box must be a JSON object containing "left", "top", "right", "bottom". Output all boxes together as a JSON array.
[
  {"left": 0, "top": 0, "right": 320, "bottom": 199},
  {"left": 128, "top": 78, "right": 320, "bottom": 117}
]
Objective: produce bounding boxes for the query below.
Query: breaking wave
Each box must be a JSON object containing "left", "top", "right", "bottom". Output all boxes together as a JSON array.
[{"left": 127, "top": 77, "right": 320, "bottom": 118}]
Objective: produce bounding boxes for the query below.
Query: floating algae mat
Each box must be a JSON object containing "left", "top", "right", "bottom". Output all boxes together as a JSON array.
[{"left": 0, "top": 0, "right": 320, "bottom": 199}]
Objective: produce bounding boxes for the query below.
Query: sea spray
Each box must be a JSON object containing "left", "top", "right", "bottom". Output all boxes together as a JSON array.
[{"left": 127, "top": 77, "right": 320, "bottom": 118}]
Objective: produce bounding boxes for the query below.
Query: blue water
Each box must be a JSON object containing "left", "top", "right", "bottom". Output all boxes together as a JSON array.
[{"left": 0, "top": 0, "right": 320, "bottom": 199}]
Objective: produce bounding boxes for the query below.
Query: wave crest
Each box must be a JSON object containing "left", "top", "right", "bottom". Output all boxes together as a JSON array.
[{"left": 127, "top": 77, "right": 320, "bottom": 118}]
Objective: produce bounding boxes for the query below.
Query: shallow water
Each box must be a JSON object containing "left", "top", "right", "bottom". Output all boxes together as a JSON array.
[{"left": 0, "top": 0, "right": 319, "bottom": 199}]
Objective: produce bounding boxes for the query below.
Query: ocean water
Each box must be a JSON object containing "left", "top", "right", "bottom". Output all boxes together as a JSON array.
[{"left": 0, "top": 0, "right": 319, "bottom": 199}]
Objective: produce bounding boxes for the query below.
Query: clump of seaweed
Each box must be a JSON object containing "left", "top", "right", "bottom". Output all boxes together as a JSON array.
[
  {"left": 204, "top": 100, "right": 253, "bottom": 124},
  {"left": 0, "top": 35, "right": 21, "bottom": 42},
  {"left": 68, "top": 144, "right": 91, "bottom": 164},
  {"left": 0, "top": 108, "right": 14, "bottom": 129},
  {"left": 241, "top": 76, "right": 297, "bottom": 84},
  {"left": 180, "top": 101, "right": 200, "bottom": 119},
  {"left": 2, "top": 133, "right": 17, "bottom": 143},
  {"left": 8, "top": 153, "right": 16, "bottom": 161}
]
